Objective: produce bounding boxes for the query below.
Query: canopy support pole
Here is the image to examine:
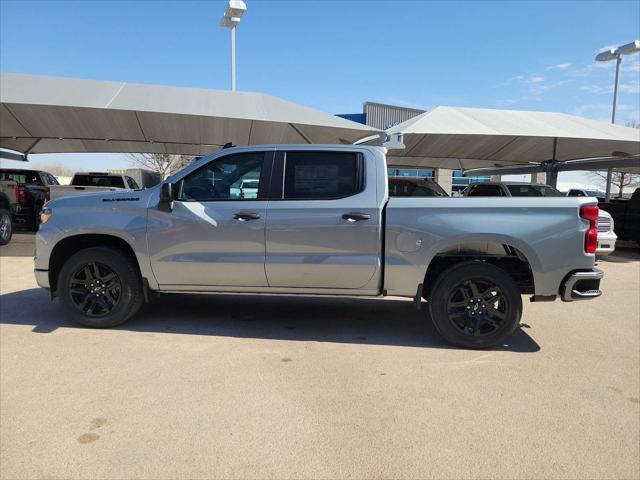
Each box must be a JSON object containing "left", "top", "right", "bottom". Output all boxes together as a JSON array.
[
  {"left": 546, "top": 138, "right": 559, "bottom": 188},
  {"left": 605, "top": 168, "right": 613, "bottom": 201}
]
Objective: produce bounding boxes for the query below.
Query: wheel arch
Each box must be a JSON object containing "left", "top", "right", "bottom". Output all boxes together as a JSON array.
[
  {"left": 0, "top": 193, "right": 10, "bottom": 211},
  {"left": 48, "top": 234, "right": 142, "bottom": 293},
  {"left": 420, "top": 234, "right": 540, "bottom": 300}
]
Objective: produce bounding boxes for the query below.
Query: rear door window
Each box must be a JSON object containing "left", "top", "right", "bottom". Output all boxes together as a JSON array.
[
  {"left": 282, "top": 152, "right": 362, "bottom": 200},
  {"left": 46, "top": 174, "right": 60, "bottom": 185},
  {"left": 125, "top": 176, "right": 140, "bottom": 190}
]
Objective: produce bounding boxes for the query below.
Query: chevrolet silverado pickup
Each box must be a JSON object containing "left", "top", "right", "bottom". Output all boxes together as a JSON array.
[{"left": 34, "top": 145, "right": 604, "bottom": 348}]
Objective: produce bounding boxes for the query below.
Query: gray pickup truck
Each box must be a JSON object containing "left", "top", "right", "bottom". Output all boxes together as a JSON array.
[{"left": 35, "top": 145, "right": 604, "bottom": 348}]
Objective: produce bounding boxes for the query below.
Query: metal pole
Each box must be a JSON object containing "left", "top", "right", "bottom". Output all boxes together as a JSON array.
[
  {"left": 605, "top": 55, "right": 621, "bottom": 202},
  {"left": 230, "top": 25, "right": 236, "bottom": 91},
  {"left": 611, "top": 55, "right": 621, "bottom": 123}
]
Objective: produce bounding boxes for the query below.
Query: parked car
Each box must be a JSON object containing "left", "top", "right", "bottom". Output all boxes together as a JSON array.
[
  {"left": 35, "top": 145, "right": 603, "bottom": 349},
  {"left": 566, "top": 188, "right": 606, "bottom": 202},
  {"left": 230, "top": 178, "right": 259, "bottom": 199},
  {"left": 0, "top": 179, "right": 17, "bottom": 245},
  {"left": 388, "top": 177, "right": 448, "bottom": 197},
  {"left": 49, "top": 172, "right": 140, "bottom": 201},
  {"left": 595, "top": 210, "right": 617, "bottom": 255},
  {"left": 598, "top": 188, "right": 640, "bottom": 246},
  {"left": 464, "top": 182, "right": 564, "bottom": 197},
  {"left": 464, "top": 181, "right": 615, "bottom": 255},
  {"left": 0, "top": 168, "right": 58, "bottom": 230}
]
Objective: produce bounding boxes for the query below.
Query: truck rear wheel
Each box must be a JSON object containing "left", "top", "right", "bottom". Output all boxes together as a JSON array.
[
  {"left": 428, "top": 262, "right": 522, "bottom": 349},
  {"left": 0, "top": 209, "right": 12, "bottom": 245},
  {"left": 57, "top": 246, "right": 143, "bottom": 328}
]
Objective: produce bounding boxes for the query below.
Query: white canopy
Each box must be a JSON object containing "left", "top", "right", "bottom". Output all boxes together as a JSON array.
[
  {"left": 0, "top": 73, "right": 380, "bottom": 157},
  {"left": 385, "top": 106, "right": 640, "bottom": 170}
]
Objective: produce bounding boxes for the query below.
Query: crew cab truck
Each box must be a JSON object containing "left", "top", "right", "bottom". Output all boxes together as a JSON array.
[
  {"left": 49, "top": 172, "right": 140, "bottom": 201},
  {"left": 0, "top": 168, "right": 58, "bottom": 230},
  {"left": 34, "top": 145, "right": 604, "bottom": 349}
]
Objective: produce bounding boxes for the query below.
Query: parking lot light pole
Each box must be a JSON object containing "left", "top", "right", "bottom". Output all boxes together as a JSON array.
[
  {"left": 595, "top": 40, "right": 640, "bottom": 201},
  {"left": 220, "top": 0, "right": 247, "bottom": 91}
]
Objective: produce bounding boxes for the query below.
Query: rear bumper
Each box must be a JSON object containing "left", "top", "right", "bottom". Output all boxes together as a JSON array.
[
  {"left": 560, "top": 269, "right": 604, "bottom": 302},
  {"left": 596, "top": 231, "right": 617, "bottom": 256}
]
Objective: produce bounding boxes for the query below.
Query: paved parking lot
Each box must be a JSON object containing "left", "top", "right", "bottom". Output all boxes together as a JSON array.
[{"left": 1, "top": 233, "right": 639, "bottom": 479}]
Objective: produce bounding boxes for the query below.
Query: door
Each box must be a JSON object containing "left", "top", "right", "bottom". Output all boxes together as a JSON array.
[
  {"left": 148, "top": 151, "right": 270, "bottom": 287},
  {"left": 265, "top": 150, "right": 381, "bottom": 289}
]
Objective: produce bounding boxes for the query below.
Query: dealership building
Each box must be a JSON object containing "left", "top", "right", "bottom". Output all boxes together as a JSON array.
[{"left": 338, "top": 101, "right": 490, "bottom": 194}]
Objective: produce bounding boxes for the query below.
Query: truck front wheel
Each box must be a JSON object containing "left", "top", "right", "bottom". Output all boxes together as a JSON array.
[
  {"left": 57, "top": 246, "right": 144, "bottom": 328},
  {"left": 0, "top": 209, "right": 13, "bottom": 245},
  {"left": 428, "top": 262, "right": 522, "bottom": 349}
]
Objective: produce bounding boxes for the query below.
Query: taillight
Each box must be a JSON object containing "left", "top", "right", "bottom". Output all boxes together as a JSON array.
[
  {"left": 15, "top": 185, "right": 26, "bottom": 204},
  {"left": 580, "top": 205, "right": 599, "bottom": 254}
]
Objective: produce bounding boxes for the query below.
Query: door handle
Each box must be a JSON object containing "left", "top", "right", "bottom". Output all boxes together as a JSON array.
[
  {"left": 342, "top": 212, "right": 371, "bottom": 222},
  {"left": 233, "top": 211, "right": 261, "bottom": 221}
]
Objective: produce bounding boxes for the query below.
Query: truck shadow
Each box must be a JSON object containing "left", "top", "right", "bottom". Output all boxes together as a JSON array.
[
  {"left": 0, "top": 288, "right": 540, "bottom": 352},
  {"left": 597, "top": 242, "right": 640, "bottom": 264}
]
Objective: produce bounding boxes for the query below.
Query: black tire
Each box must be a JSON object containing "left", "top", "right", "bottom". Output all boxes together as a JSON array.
[
  {"left": 57, "top": 246, "right": 143, "bottom": 328},
  {"left": 0, "top": 209, "right": 13, "bottom": 245},
  {"left": 428, "top": 261, "right": 522, "bottom": 349}
]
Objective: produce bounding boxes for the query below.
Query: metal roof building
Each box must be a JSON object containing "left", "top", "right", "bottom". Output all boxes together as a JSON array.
[{"left": 337, "top": 101, "right": 425, "bottom": 130}]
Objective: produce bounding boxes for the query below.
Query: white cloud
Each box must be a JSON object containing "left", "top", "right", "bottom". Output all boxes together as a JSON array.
[
  {"left": 579, "top": 84, "right": 611, "bottom": 95},
  {"left": 495, "top": 98, "right": 518, "bottom": 107},
  {"left": 574, "top": 103, "right": 635, "bottom": 116},
  {"left": 620, "top": 82, "right": 640, "bottom": 94},
  {"left": 546, "top": 63, "right": 572, "bottom": 70},
  {"left": 510, "top": 74, "right": 545, "bottom": 84}
]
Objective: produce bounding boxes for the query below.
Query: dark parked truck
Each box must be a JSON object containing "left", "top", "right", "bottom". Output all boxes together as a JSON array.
[
  {"left": 35, "top": 145, "right": 604, "bottom": 349},
  {"left": 599, "top": 188, "right": 640, "bottom": 246},
  {"left": 0, "top": 168, "right": 58, "bottom": 230}
]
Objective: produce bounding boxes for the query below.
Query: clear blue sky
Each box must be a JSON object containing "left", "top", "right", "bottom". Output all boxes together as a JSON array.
[{"left": 1, "top": 0, "right": 639, "bottom": 186}]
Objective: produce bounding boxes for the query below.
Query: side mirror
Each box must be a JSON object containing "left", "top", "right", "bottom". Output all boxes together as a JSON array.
[{"left": 158, "top": 182, "right": 174, "bottom": 212}]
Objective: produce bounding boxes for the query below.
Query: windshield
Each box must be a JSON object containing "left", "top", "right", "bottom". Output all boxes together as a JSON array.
[
  {"left": 389, "top": 179, "right": 448, "bottom": 197},
  {"left": 506, "top": 185, "right": 563, "bottom": 197},
  {"left": 585, "top": 190, "right": 605, "bottom": 197},
  {"left": 72, "top": 175, "right": 125, "bottom": 188}
]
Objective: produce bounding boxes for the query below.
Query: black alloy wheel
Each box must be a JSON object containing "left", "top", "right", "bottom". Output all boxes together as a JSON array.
[
  {"left": 446, "top": 279, "right": 508, "bottom": 337},
  {"left": 68, "top": 262, "right": 122, "bottom": 317},
  {"left": 428, "top": 261, "right": 522, "bottom": 349}
]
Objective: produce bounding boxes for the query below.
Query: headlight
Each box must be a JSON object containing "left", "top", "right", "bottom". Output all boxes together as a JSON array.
[{"left": 40, "top": 207, "right": 52, "bottom": 224}]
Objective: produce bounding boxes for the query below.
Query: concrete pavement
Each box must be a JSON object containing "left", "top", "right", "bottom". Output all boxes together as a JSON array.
[{"left": 1, "top": 234, "right": 639, "bottom": 479}]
